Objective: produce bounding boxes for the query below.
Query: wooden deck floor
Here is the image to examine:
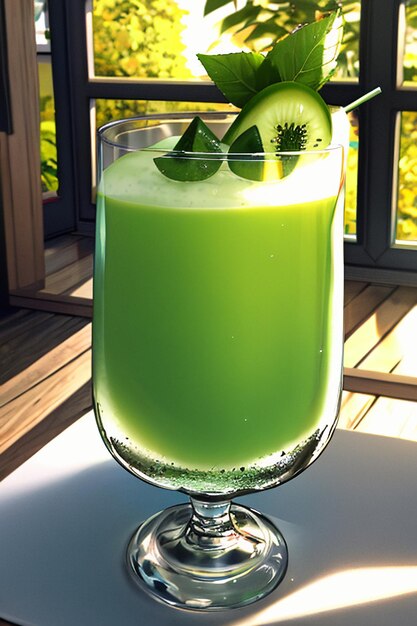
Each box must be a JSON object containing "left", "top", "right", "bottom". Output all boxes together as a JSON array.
[
  {"left": 0, "top": 308, "right": 91, "bottom": 479},
  {"left": 2, "top": 234, "right": 417, "bottom": 481}
]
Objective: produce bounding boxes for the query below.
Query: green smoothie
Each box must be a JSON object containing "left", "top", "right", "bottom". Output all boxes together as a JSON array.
[{"left": 93, "top": 143, "right": 343, "bottom": 478}]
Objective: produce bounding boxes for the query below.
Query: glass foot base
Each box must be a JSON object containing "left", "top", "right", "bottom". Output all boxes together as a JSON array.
[{"left": 127, "top": 501, "right": 288, "bottom": 610}]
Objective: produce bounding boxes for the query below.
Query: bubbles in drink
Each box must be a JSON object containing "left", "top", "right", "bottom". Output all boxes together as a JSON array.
[{"left": 109, "top": 426, "right": 327, "bottom": 495}]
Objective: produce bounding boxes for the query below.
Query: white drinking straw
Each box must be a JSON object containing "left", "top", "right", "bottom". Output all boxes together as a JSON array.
[{"left": 344, "top": 87, "right": 382, "bottom": 113}]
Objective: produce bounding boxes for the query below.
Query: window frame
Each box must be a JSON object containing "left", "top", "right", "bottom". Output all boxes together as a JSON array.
[
  {"left": 49, "top": 0, "right": 417, "bottom": 276},
  {"left": 41, "top": 1, "right": 77, "bottom": 237}
]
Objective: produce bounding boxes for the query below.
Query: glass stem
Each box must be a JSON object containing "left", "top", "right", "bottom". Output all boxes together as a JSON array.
[{"left": 186, "top": 497, "right": 239, "bottom": 552}]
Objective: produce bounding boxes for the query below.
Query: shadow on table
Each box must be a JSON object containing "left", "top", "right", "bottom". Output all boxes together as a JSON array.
[{"left": 2, "top": 430, "right": 417, "bottom": 625}]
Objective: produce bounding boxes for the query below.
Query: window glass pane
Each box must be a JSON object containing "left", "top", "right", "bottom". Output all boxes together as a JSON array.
[
  {"left": 39, "top": 57, "right": 58, "bottom": 197},
  {"left": 92, "top": 0, "right": 194, "bottom": 79},
  {"left": 35, "top": 1, "right": 58, "bottom": 199},
  {"left": 344, "top": 285, "right": 417, "bottom": 385},
  {"left": 91, "top": 1, "right": 360, "bottom": 81},
  {"left": 401, "top": 0, "right": 417, "bottom": 86},
  {"left": 395, "top": 112, "right": 417, "bottom": 243},
  {"left": 333, "top": 2, "right": 361, "bottom": 80},
  {"left": 345, "top": 111, "right": 359, "bottom": 237}
]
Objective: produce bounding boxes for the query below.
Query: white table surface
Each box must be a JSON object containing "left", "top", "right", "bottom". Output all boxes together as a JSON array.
[{"left": 2, "top": 411, "right": 417, "bottom": 626}]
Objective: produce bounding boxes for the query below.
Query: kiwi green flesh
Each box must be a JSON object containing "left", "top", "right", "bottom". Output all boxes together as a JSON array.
[
  {"left": 227, "top": 125, "right": 266, "bottom": 181},
  {"left": 223, "top": 81, "right": 332, "bottom": 155}
]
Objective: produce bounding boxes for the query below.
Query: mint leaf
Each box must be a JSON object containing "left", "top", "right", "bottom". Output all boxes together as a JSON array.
[
  {"left": 255, "top": 55, "right": 280, "bottom": 92},
  {"left": 154, "top": 116, "right": 222, "bottom": 182},
  {"left": 197, "top": 52, "right": 264, "bottom": 108},
  {"left": 258, "top": 12, "right": 343, "bottom": 92}
]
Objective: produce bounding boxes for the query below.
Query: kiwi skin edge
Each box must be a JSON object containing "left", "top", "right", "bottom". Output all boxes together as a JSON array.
[{"left": 223, "top": 81, "right": 332, "bottom": 157}]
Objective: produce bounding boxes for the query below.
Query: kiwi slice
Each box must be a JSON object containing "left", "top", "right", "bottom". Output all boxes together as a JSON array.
[{"left": 223, "top": 82, "right": 332, "bottom": 179}]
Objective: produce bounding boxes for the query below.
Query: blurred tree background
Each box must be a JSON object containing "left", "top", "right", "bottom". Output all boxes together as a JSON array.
[
  {"left": 93, "top": 0, "right": 190, "bottom": 78},
  {"left": 202, "top": 0, "right": 360, "bottom": 80},
  {"left": 93, "top": 0, "right": 194, "bottom": 125},
  {"left": 38, "top": 60, "right": 58, "bottom": 194}
]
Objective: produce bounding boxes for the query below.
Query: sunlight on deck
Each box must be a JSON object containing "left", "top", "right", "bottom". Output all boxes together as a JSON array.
[
  {"left": 344, "top": 310, "right": 385, "bottom": 368},
  {"left": 359, "top": 304, "right": 417, "bottom": 374}
]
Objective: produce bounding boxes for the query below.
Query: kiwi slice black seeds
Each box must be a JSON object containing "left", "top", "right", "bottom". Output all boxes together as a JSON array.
[
  {"left": 223, "top": 82, "right": 332, "bottom": 159},
  {"left": 271, "top": 122, "right": 308, "bottom": 152}
]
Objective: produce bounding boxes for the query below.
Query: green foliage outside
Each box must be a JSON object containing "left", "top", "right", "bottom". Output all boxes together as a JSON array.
[
  {"left": 403, "top": 1, "right": 417, "bottom": 84},
  {"left": 345, "top": 113, "right": 359, "bottom": 235},
  {"left": 397, "top": 112, "right": 417, "bottom": 241},
  {"left": 40, "top": 119, "right": 58, "bottom": 193},
  {"left": 93, "top": 0, "right": 191, "bottom": 78},
  {"left": 93, "top": 0, "right": 194, "bottom": 125},
  {"left": 39, "top": 63, "right": 58, "bottom": 193},
  {"left": 394, "top": 2, "right": 417, "bottom": 241}
]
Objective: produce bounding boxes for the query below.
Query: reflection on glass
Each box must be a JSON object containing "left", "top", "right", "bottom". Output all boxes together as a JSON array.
[
  {"left": 401, "top": 0, "right": 417, "bottom": 86},
  {"left": 91, "top": 0, "right": 360, "bottom": 81},
  {"left": 94, "top": 98, "right": 234, "bottom": 129},
  {"left": 34, "top": 0, "right": 50, "bottom": 52},
  {"left": 395, "top": 112, "right": 417, "bottom": 243}
]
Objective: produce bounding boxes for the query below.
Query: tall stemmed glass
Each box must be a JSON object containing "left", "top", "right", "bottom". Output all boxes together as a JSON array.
[{"left": 93, "top": 111, "right": 346, "bottom": 610}]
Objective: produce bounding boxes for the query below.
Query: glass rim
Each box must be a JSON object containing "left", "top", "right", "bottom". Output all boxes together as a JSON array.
[
  {"left": 97, "top": 111, "right": 344, "bottom": 157},
  {"left": 147, "top": 145, "right": 344, "bottom": 159}
]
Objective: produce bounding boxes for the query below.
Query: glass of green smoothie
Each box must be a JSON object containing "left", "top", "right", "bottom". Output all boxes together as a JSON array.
[{"left": 93, "top": 109, "right": 346, "bottom": 610}]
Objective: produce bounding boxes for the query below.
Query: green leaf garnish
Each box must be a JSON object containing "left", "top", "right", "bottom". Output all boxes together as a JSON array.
[
  {"left": 197, "top": 52, "right": 264, "bottom": 108},
  {"left": 154, "top": 116, "right": 222, "bottom": 182},
  {"left": 198, "top": 12, "right": 343, "bottom": 104},
  {"left": 256, "top": 12, "right": 343, "bottom": 92},
  {"left": 155, "top": 11, "right": 346, "bottom": 182}
]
